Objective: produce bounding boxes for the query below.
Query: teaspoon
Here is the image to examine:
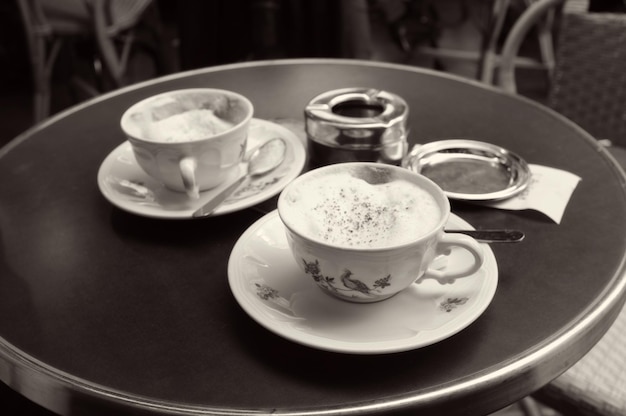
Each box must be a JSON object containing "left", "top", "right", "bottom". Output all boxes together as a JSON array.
[
  {"left": 445, "top": 229, "right": 525, "bottom": 243},
  {"left": 192, "top": 137, "right": 287, "bottom": 217}
]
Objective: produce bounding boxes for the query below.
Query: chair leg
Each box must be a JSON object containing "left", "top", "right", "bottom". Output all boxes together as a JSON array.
[
  {"left": 479, "top": 0, "right": 512, "bottom": 83},
  {"left": 33, "top": 91, "right": 48, "bottom": 124},
  {"left": 91, "top": 0, "right": 125, "bottom": 88},
  {"left": 32, "top": 36, "right": 59, "bottom": 123},
  {"left": 32, "top": 59, "right": 49, "bottom": 124},
  {"left": 518, "top": 396, "right": 546, "bottom": 416},
  {"left": 536, "top": 7, "right": 556, "bottom": 80}
]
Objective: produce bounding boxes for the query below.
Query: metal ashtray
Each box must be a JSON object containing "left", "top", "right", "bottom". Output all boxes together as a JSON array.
[
  {"left": 403, "top": 139, "right": 532, "bottom": 201},
  {"left": 304, "top": 88, "right": 409, "bottom": 167}
]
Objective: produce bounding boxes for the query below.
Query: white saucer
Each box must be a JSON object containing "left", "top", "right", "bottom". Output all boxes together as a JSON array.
[
  {"left": 228, "top": 211, "right": 498, "bottom": 354},
  {"left": 97, "top": 118, "right": 306, "bottom": 219}
]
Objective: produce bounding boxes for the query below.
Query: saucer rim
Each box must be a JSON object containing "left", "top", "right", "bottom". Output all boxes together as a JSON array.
[
  {"left": 228, "top": 211, "right": 499, "bottom": 354},
  {"left": 97, "top": 118, "right": 306, "bottom": 219}
]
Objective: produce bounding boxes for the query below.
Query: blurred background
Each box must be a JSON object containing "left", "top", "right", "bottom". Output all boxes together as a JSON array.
[{"left": 0, "top": 0, "right": 551, "bottom": 148}]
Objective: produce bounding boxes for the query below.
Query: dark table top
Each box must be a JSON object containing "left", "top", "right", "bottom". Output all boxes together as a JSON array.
[{"left": 1, "top": 59, "right": 626, "bottom": 416}]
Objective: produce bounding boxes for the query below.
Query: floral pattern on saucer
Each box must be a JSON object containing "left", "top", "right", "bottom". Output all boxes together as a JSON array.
[
  {"left": 255, "top": 281, "right": 471, "bottom": 318},
  {"left": 228, "top": 211, "right": 499, "bottom": 354},
  {"left": 97, "top": 118, "right": 306, "bottom": 219},
  {"left": 440, "top": 297, "right": 469, "bottom": 312}
]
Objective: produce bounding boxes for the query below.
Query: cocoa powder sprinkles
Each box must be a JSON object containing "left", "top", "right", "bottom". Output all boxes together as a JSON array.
[
  {"left": 283, "top": 172, "right": 440, "bottom": 248},
  {"left": 316, "top": 194, "right": 395, "bottom": 245}
]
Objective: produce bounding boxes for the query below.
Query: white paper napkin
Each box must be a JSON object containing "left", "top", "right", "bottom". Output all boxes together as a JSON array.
[{"left": 483, "top": 164, "right": 581, "bottom": 224}]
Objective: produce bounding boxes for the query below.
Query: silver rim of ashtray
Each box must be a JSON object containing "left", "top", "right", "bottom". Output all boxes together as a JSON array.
[{"left": 402, "top": 139, "right": 532, "bottom": 201}]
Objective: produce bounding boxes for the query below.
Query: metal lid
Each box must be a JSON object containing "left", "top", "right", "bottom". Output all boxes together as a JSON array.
[
  {"left": 403, "top": 139, "right": 532, "bottom": 201},
  {"left": 304, "top": 88, "right": 409, "bottom": 166},
  {"left": 305, "top": 88, "right": 407, "bottom": 130}
]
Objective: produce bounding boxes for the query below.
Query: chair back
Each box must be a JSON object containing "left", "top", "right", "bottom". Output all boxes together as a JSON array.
[
  {"left": 498, "top": 0, "right": 626, "bottom": 148},
  {"left": 547, "top": 11, "right": 626, "bottom": 147}
]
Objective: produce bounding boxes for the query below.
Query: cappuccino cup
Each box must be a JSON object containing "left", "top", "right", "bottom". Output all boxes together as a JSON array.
[
  {"left": 121, "top": 88, "right": 253, "bottom": 199},
  {"left": 277, "top": 162, "right": 484, "bottom": 303}
]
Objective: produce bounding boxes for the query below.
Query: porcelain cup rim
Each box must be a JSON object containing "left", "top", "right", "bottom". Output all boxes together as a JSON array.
[
  {"left": 120, "top": 88, "right": 254, "bottom": 145},
  {"left": 277, "top": 162, "right": 450, "bottom": 253}
]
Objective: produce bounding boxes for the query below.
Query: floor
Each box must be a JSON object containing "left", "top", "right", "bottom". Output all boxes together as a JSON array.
[{"left": 0, "top": 1, "right": 557, "bottom": 415}]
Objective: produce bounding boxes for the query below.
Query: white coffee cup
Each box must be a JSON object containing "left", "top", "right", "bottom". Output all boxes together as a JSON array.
[
  {"left": 277, "top": 162, "right": 484, "bottom": 303},
  {"left": 121, "top": 88, "right": 253, "bottom": 199}
]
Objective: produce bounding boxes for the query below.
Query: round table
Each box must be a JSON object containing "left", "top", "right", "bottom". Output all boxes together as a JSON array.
[{"left": 1, "top": 59, "right": 625, "bottom": 416}]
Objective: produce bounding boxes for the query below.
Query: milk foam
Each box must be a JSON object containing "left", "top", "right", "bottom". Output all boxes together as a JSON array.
[
  {"left": 149, "top": 109, "right": 235, "bottom": 142},
  {"left": 283, "top": 172, "right": 441, "bottom": 248}
]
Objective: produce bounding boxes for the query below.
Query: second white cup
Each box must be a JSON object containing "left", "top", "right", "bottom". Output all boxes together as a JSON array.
[{"left": 121, "top": 88, "right": 253, "bottom": 199}]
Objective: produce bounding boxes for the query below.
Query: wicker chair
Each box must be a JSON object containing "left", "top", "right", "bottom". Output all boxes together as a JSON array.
[
  {"left": 498, "top": 0, "right": 626, "bottom": 168},
  {"left": 497, "top": 1, "right": 626, "bottom": 415},
  {"left": 16, "top": 0, "right": 168, "bottom": 123}
]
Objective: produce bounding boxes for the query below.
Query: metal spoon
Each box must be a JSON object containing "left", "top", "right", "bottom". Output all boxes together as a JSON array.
[
  {"left": 192, "top": 137, "right": 287, "bottom": 217},
  {"left": 445, "top": 229, "right": 525, "bottom": 243}
]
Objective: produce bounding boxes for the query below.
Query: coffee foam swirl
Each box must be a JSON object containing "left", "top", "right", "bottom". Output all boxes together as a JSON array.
[
  {"left": 283, "top": 172, "right": 441, "bottom": 248},
  {"left": 151, "top": 109, "right": 234, "bottom": 142}
]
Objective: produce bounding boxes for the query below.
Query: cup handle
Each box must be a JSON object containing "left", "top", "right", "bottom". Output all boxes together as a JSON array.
[
  {"left": 420, "top": 233, "right": 484, "bottom": 284},
  {"left": 179, "top": 157, "right": 200, "bottom": 199}
]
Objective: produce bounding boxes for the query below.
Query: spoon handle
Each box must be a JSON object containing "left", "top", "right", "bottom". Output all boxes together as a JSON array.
[
  {"left": 445, "top": 229, "right": 525, "bottom": 243},
  {"left": 192, "top": 173, "right": 247, "bottom": 218}
]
